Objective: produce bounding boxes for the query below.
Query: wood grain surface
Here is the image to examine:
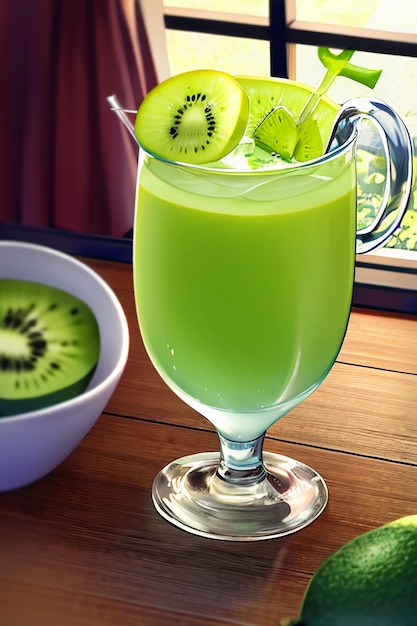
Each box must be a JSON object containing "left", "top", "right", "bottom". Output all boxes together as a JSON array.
[{"left": 1, "top": 256, "right": 416, "bottom": 626}]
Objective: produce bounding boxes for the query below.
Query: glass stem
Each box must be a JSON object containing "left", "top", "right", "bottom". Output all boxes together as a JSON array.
[{"left": 216, "top": 432, "right": 267, "bottom": 486}]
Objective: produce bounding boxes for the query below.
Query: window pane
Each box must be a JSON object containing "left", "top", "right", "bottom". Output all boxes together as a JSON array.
[
  {"left": 166, "top": 31, "right": 269, "bottom": 76},
  {"left": 296, "top": 0, "right": 416, "bottom": 33},
  {"left": 163, "top": 0, "right": 268, "bottom": 17}
]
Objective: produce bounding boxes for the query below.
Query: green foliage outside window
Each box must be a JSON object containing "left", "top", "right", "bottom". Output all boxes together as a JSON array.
[{"left": 357, "top": 139, "right": 417, "bottom": 251}]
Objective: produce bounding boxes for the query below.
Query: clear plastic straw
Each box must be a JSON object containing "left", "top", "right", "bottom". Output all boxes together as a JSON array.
[{"left": 107, "top": 95, "right": 139, "bottom": 145}]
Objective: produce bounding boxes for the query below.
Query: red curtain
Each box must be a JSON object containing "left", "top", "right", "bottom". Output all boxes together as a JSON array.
[{"left": 0, "top": 0, "right": 158, "bottom": 237}]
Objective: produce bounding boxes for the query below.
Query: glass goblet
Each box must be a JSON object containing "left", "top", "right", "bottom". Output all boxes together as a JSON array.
[{"left": 133, "top": 96, "right": 412, "bottom": 540}]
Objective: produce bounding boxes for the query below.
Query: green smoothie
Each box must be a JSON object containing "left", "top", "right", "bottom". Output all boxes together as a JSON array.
[{"left": 134, "top": 149, "right": 356, "bottom": 440}]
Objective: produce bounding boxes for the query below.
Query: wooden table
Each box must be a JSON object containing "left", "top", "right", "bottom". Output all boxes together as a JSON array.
[{"left": 1, "top": 256, "right": 416, "bottom": 626}]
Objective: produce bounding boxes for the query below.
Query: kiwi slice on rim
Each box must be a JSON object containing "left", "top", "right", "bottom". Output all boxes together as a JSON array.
[
  {"left": 0, "top": 279, "right": 100, "bottom": 417},
  {"left": 135, "top": 69, "right": 249, "bottom": 165},
  {"left": 235, "top": 76, "right": 338, "bottom": 161}
]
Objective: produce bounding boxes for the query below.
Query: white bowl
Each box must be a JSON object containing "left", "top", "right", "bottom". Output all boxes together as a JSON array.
[{"left": 0, "top": 240, "right": 129, "bottom": 491}]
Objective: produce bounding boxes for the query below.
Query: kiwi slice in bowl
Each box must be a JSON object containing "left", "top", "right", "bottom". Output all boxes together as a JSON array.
[
  {"left": 135, "top": 69, "right": 249, "bottom": 165},
  {"left": 0, "top": 279, "right": 100, "bottom": 417}
]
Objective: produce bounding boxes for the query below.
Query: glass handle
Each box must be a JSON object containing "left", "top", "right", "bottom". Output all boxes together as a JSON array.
[{"left": 327, "top": 97, "right": 414, "bottom": 254}]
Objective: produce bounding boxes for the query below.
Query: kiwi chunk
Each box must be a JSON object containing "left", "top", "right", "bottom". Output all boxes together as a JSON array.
[
  {"left": 0, "top": 279, "right": 100, "bottom": 417},
  {"left": 253, "top": 106, "right": 297, "bottom": 161},
  {"left": 293, "top": 116, "right": 323, "bottom": 161},
  {"left": 135, "top": 69, "right": 249, "bottom": 165}
]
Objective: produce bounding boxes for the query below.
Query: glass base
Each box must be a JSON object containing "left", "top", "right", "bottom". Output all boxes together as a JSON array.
[{"left": 152, "top": 451, "right": 328, "bottom": 541}]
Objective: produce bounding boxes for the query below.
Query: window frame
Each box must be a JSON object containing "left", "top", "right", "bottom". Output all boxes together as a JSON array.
[{"left": 163, "top": 1, "right": 417, "bottom": 74}]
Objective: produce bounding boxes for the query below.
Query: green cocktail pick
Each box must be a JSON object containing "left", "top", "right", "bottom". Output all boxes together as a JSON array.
[{"left": 298, "top": 47, "right": 382, "bottom": 125}]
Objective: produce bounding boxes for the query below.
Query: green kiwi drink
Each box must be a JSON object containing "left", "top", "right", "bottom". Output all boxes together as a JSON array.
[
  {"left": 134, "top": 133, "right": 357, "bottom": 441},
  {"left": 121, "top": 57, "right": 412, "bottom": 540}
]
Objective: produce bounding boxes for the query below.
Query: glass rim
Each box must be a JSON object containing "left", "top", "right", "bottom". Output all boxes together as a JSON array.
[{"left": 140, "top": 127, "right": 358, "bottom": 176}]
